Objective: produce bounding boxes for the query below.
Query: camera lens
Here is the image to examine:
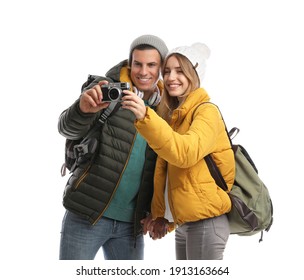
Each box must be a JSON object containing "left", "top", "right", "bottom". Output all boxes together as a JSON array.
[{"left": 108, "top": 87, "right": 121, "bottom": 101}]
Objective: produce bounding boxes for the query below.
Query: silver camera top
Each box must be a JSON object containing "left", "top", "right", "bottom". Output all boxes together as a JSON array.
[{"left": 101, "top": 82, "right": 130, "bottom": 102}]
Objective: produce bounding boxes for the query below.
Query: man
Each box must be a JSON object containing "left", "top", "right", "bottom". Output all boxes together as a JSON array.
[{"left": 58, "top": 35, "right": 168, "bottom": 260}]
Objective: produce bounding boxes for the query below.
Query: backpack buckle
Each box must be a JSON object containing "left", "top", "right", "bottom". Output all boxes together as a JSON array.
[{"left": 73, "top": 143, "right": 89, "bottom": 158}]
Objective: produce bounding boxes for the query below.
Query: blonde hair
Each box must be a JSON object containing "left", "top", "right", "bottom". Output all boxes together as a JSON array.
[{"left": 157, "top": 53, "right": 200, "bottom": 123}]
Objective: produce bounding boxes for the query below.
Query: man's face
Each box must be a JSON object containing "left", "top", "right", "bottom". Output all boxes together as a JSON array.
[{"left": 130, "top": 49, "right": 161, "bottom": 92}]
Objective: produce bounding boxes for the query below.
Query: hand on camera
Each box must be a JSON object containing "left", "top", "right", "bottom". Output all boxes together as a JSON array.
[
  {"left": 79, "top": 80, "right": 110, "bottom": 113},
  {"left": 121, "top": 90, "right": 147, "bottom": 120}
]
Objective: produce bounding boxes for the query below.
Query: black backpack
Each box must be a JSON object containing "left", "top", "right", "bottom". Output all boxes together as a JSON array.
[{"left": 60, "top": 75, "right": 120, "bottom": 176}]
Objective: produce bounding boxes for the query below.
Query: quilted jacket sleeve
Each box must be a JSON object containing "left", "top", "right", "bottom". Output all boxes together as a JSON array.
[
  {"left": 135, "top": 106, "right": 222, "bottom": 168},
  {"left": 58, "top": 99, "right": 98, "bottom": 140}
]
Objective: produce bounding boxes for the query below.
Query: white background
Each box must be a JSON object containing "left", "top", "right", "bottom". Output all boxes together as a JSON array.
[{"left": 1, "top": 0, "right": 303, "bottom": 279}]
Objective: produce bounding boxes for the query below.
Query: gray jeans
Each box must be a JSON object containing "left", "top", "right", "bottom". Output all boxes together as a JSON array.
[{"left": 175, "top": 214, "right": 230, "bottom": 260}]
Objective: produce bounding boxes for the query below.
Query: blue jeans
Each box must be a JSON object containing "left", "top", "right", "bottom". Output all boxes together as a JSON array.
[
  {"left": 59, "top": 211, "right": 144, "bottom": 260},
  {"left": 175, "top": 214, "right": 230, "bottom": 260}
]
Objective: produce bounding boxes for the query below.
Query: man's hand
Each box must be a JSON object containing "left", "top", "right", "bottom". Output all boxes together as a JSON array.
[
  {"left": 149, "top": 217, "right": 169, "bottom": 240},
  {"left": 79, "top": 80, "right": 110, "bottom": 113},
  {"left": 141, "top": 215, "right": 169, "bottom": 240},
  {"left": 141, "top": 214, "right": 154, "bottom": 235}
]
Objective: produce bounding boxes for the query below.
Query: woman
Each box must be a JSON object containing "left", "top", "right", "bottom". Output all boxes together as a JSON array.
[{"left": 122, "top": 43, "right": 235, "bottom": 260}]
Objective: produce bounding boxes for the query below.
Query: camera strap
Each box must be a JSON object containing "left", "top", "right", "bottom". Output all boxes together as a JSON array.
[
  {"left": 98, "top": 102, "right": 120, "bottom": 124},
  {"left": 82, "top": 102, "right": 120, "bottom": 142}
]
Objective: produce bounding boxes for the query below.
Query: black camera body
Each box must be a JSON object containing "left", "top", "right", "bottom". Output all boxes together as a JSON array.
[{"left": 101, "top": 82, "right": 130, "bottom": 102}]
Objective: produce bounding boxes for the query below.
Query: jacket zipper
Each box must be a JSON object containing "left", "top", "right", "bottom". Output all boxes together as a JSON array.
[
  {"left": 92, "top": 132, "right": 138, "bottom": 225},
  {"left": 74, "top": 162, "right": 93, "bottom": 189}
]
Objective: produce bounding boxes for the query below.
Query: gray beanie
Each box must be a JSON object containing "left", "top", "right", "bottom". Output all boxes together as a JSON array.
[{"left": 129, "top": 34, "right": 168, "bottom": 62}]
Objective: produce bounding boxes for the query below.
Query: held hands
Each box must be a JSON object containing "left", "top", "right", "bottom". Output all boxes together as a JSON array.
[
  {"left": 79, "top": 80, "right": 110, "bottom": 113},
  {"left": 141, "top": 214, "right": 169, "bottom": 240},
  {"left": 121, "top": 90, "right": 147, "bottom": 120}
]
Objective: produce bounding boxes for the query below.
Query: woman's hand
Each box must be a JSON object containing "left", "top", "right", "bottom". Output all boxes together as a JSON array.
[
  {"left": 121, "top": 90, "right": 147, "bottom": 120},
  {"left": 148, "top": 217, "right": 169, "bottom": 240},
  {"left": 140, "top": 215, "right": 169, "bottom": 240}
]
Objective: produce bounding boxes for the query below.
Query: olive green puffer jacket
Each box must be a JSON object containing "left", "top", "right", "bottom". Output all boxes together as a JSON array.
[{"left": 58, "top": 60, "right": 157, "bottom": 236}]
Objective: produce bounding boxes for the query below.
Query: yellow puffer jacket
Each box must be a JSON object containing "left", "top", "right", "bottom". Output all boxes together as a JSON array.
[{"left": 135, "top": 88, "right": 235, "bottom": 226}]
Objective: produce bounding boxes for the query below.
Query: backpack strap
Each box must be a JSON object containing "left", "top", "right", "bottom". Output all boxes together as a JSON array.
[
  {"left": 205, "top": 155, "right": 229, "bottom": 191},
  {"left": 192, "top": 102, "right": 237, "bottom": 191},
  {"left": 60, "top": 102, "right": 120, "bottom": 176},
  {"left": 76, "top": 102, "right": 120, "bottom": 142},
  {"left": 98, "top": 101, "right": 119, "bottom": 124}
]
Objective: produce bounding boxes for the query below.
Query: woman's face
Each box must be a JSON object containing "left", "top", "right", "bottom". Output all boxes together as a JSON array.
[{"left": 163, "top": 55, "right": 189, "bottom": 98}]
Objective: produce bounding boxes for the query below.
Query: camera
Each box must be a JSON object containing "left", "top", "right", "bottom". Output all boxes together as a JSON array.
[{"left": 101, "top": 82, "right": 130, "bottom": 102}]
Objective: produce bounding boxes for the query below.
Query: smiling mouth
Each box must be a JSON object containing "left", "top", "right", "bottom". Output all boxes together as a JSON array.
[
  {"left": 138, "top": 77, "right": 151, "bottom": 82},
  {"left": 167, "top": 84, "right": 180, "bottom": 89}
]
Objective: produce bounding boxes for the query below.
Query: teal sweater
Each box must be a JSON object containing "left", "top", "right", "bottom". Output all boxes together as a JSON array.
[{"left": 103, "top": 132, "right": 147, "bottom": 222}]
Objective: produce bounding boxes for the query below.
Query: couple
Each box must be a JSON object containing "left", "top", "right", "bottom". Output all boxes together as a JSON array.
[{"left": 58, "top": 34, "right": 235, "bottom": 260}]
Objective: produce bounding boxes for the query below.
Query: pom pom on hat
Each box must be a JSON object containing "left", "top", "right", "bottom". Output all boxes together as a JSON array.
[{"left": 168, "top": 43, "right": 211, "bottom": 84}]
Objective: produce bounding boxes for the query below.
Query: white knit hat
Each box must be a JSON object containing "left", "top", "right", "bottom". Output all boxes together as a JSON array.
[{"left": 168, "top": 43, "right": 211, "bottom": 84}]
